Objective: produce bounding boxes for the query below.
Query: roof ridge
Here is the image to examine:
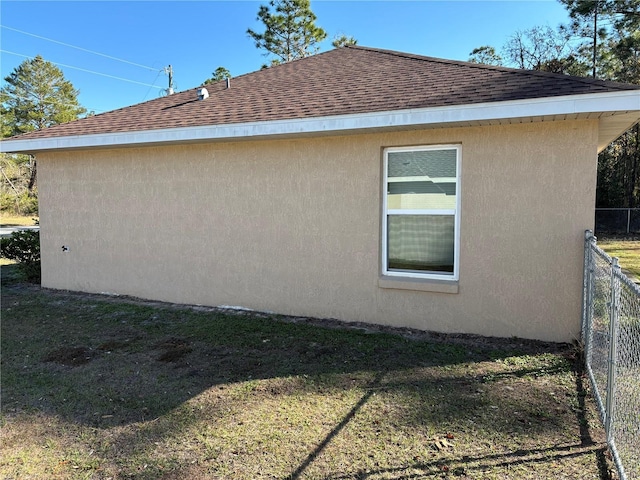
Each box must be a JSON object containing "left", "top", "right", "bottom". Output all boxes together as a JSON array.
[
  {"left": 344, "top": 45, "right": 639, "bottom": 91},
  {"left": 213, "top": 47, "right": 341, "bottom": 82}
]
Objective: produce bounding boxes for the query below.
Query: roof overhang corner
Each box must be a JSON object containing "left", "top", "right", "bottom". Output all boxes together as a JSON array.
[{"left": 597, "top": 111, "right": 640, "bottom": 153}]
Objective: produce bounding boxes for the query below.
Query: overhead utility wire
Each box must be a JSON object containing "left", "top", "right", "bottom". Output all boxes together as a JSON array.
[
  {"left": 0, "top": 25, "right": 160, "bottom": 72},
  {"left": 142, "top": 69, "right": 164, "bottom": 102},
  {"left": 1, "top": 50, "right": 163, "bottom": 89}
]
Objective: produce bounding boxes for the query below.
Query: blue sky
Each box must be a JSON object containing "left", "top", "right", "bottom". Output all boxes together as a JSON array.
[{"left": 1, "top": 1, "right": 571, "bottom": 114}]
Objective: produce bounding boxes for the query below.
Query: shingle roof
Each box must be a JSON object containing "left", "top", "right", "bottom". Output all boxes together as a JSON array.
[{"left": 8, "top": 45, "right": 640, "bottom": 141}]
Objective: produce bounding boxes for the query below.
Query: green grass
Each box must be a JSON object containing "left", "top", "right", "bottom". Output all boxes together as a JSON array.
[
  {"left": 598, "top": 238, "right": 640, "bottom": 279},
  {"left": 1, "top": 264, "right": 613, "bottom": 479}
]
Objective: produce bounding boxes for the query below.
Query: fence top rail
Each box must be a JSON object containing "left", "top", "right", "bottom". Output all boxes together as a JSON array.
[
  {"left": 595, "top": 208, "right": 640, "bottom": 211},
  {"left": 614, "top": 267, "right": 640, "bottom": 296},
  {"left": 591, "top": 241, "right": 614, "bottom": 265}
]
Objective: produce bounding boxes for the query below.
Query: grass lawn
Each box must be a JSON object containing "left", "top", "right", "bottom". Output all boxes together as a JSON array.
[
  {"left": 597, "top": 237, "right": 640, "bottom": 280},
  {"left": 1, "top": 265, "right": 613, "bottom": 480}
]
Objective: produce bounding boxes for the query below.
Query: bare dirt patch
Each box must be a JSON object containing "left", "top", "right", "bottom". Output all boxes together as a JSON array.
[
  {"left": 43, "top": 346, "right": 97, "bottom": 366},
  {"left": 155, "top": 337, "right": 193, "bottom": 362}
]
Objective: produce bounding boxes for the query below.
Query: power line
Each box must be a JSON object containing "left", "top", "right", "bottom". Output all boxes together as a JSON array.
[
  {"left": 0, "top": 24, "right": 160, "bottom": 72},
  {"left": 1, "top": 50, "right": 164, "bottom": 89},
  {"left": 142, "top": 69, "right": 164, "bottom": 102}
]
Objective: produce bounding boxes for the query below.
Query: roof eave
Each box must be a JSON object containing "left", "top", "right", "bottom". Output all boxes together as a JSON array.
[{"left": 1, "top": 90, "right": 639, "bottom": 154}]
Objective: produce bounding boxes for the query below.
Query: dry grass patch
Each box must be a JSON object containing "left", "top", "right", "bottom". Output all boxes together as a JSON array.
[
  {"left": 0, "top": 214, "right": 38, "bottom": 226},
  {"left": 1, "top": 265, "right": 614, "bottom": 479}
]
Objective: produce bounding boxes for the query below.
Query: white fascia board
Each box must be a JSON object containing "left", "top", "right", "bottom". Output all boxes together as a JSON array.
[{"left": 1, "top": 89, "right": 639, "bottom": 154}]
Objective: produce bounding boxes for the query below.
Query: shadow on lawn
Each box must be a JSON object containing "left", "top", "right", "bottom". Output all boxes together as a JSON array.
[
  {"left": 283, "top": 364, "right": 611, "bottom": 480},
  {"left": 2, "top": 286, "right": 567, "bottom": 427},
  {"left": 1, "top": 271, "right": 607, "bottom": 478},
  {"left": 324, "top": 444, "right": 607, "bottom": 479}
]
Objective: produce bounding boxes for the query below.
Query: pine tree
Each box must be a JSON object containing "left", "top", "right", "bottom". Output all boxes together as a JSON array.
[
  {"left": 468, "top": 46, "right": 503, "bottom": 66},
  {"left": 247, "top": 0, "right": 327, "bottom": 66},
  {"left": 203, "top": 67, "right": 231, "bottom": 85},
  {"left": 1, "top": 55, "right": 86, "bottom": 136},
  {"left": 1, "top": 55, "right": 86, "bottom": 194},
  {"left": 332, "top": 34, "right": 357, "bottom": 48}
]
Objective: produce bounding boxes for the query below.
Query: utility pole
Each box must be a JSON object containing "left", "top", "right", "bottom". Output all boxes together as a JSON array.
[{"left": 164, "top": 65, "right": 174, "bottom": 95}]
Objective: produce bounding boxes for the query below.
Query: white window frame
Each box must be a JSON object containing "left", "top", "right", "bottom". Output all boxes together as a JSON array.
[{"left": 382, "top": 144, "right": 461, "bottom": 281}]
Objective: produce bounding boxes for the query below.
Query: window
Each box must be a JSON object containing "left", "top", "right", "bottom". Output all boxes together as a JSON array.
[{"left": 382, "top": 145, "right": 460, "bottom": 281}]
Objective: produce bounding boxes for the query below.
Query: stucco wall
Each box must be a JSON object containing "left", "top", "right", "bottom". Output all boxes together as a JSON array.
[{"left": 37, "top": 119, "right": 599, "bottom": 342}]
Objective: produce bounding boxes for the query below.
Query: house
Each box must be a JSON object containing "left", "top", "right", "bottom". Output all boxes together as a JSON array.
[{"left": 3, "top": 45, "right": 640, "bottom": 342}]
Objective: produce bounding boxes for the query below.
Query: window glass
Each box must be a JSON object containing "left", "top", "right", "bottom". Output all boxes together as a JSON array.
[
  {"left": 383, "top": 146, "right": 460, "bottom": 279},
  {"left": 387, "top": 150, "right": 456, "bottom": 211},
  {"left": 387, "top": 215, "right": 455, "bottom": 273}
]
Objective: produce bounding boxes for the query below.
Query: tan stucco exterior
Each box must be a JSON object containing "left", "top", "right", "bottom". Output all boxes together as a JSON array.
[{"left": 38, "top": 119, "right": 598, "bottom": 342}]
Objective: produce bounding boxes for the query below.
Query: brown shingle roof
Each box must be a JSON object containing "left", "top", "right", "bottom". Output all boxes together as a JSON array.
[{"left": 9, "top": 45, "right": 640, "bottom": 141}]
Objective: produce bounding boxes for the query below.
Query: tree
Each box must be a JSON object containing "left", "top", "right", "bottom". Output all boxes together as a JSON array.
[
  {"left": 559, "top": 0, "right": 608, "bottom": 77},
  {"left": 503, "top": 25, "right": 588, "bottom": 75},
  {"left": 332, "top": 34, "right": 357, "bottom": 48},
  {"left": 597, "top": 131, "right": 639, "bottom": 208},
  {"left": 247, "top": 0, "right": 327, "bottom": 65},
  {"left": 468, "top": 3, "right": 639, "bottom": 209},
  {"left": 468, "top": 27, "right": 588, "bottom": 75},
  {"left": 559, "top": 1, "right": 640, "bottom": 209},
  {"left": 559, "top": 0, "right": 640, "bottom": 78},
  {"left": 0, "top": 92, "right": 16, "bottom": 138},
  {"left": 203, "top": 67, "right": 231, "bottom": 85},
  {"left": 1, "top": 55, "right": 86, "bottom": 195},
  {"left": 2, "top": 55, "right": 86, "bottom": 136},
  {"left": 603, "top": 11, "right": 640, "bottom": 209},
  {"left": 468, "top": 46, "right": 503, "bottom": 66}
]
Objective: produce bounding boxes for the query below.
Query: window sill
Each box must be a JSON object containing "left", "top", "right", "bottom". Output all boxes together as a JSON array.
[{"left": 378, "top": 275, "right": 459, "bottom": 294}]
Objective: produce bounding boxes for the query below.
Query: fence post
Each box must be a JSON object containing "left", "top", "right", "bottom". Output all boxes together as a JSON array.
[
  {"left": 583, "top": 230, "right": 595, "bottom": 359},
  {"left": 605, "top": 257, "right": 620, "bottom": 444}
]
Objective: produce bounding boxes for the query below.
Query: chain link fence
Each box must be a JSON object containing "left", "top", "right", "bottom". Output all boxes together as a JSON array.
[
  {"left": 595, "top": 208, "right": 640, "bottom": 235},
  {"left": 583, "top": 230, "right": 640, "bottom": 480}
]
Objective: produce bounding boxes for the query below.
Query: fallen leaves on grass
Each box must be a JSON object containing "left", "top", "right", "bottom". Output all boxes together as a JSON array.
[{"left": 430, "top": 435, "right": 456, "bottom": 451}]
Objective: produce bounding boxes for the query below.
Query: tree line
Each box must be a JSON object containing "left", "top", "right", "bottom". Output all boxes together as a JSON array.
[
  {"left": 469, "top": 0, "right": 640, "bottom": 209},
  {"left": 1, "top": 0, "right": 639, "bottom": 217}
]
